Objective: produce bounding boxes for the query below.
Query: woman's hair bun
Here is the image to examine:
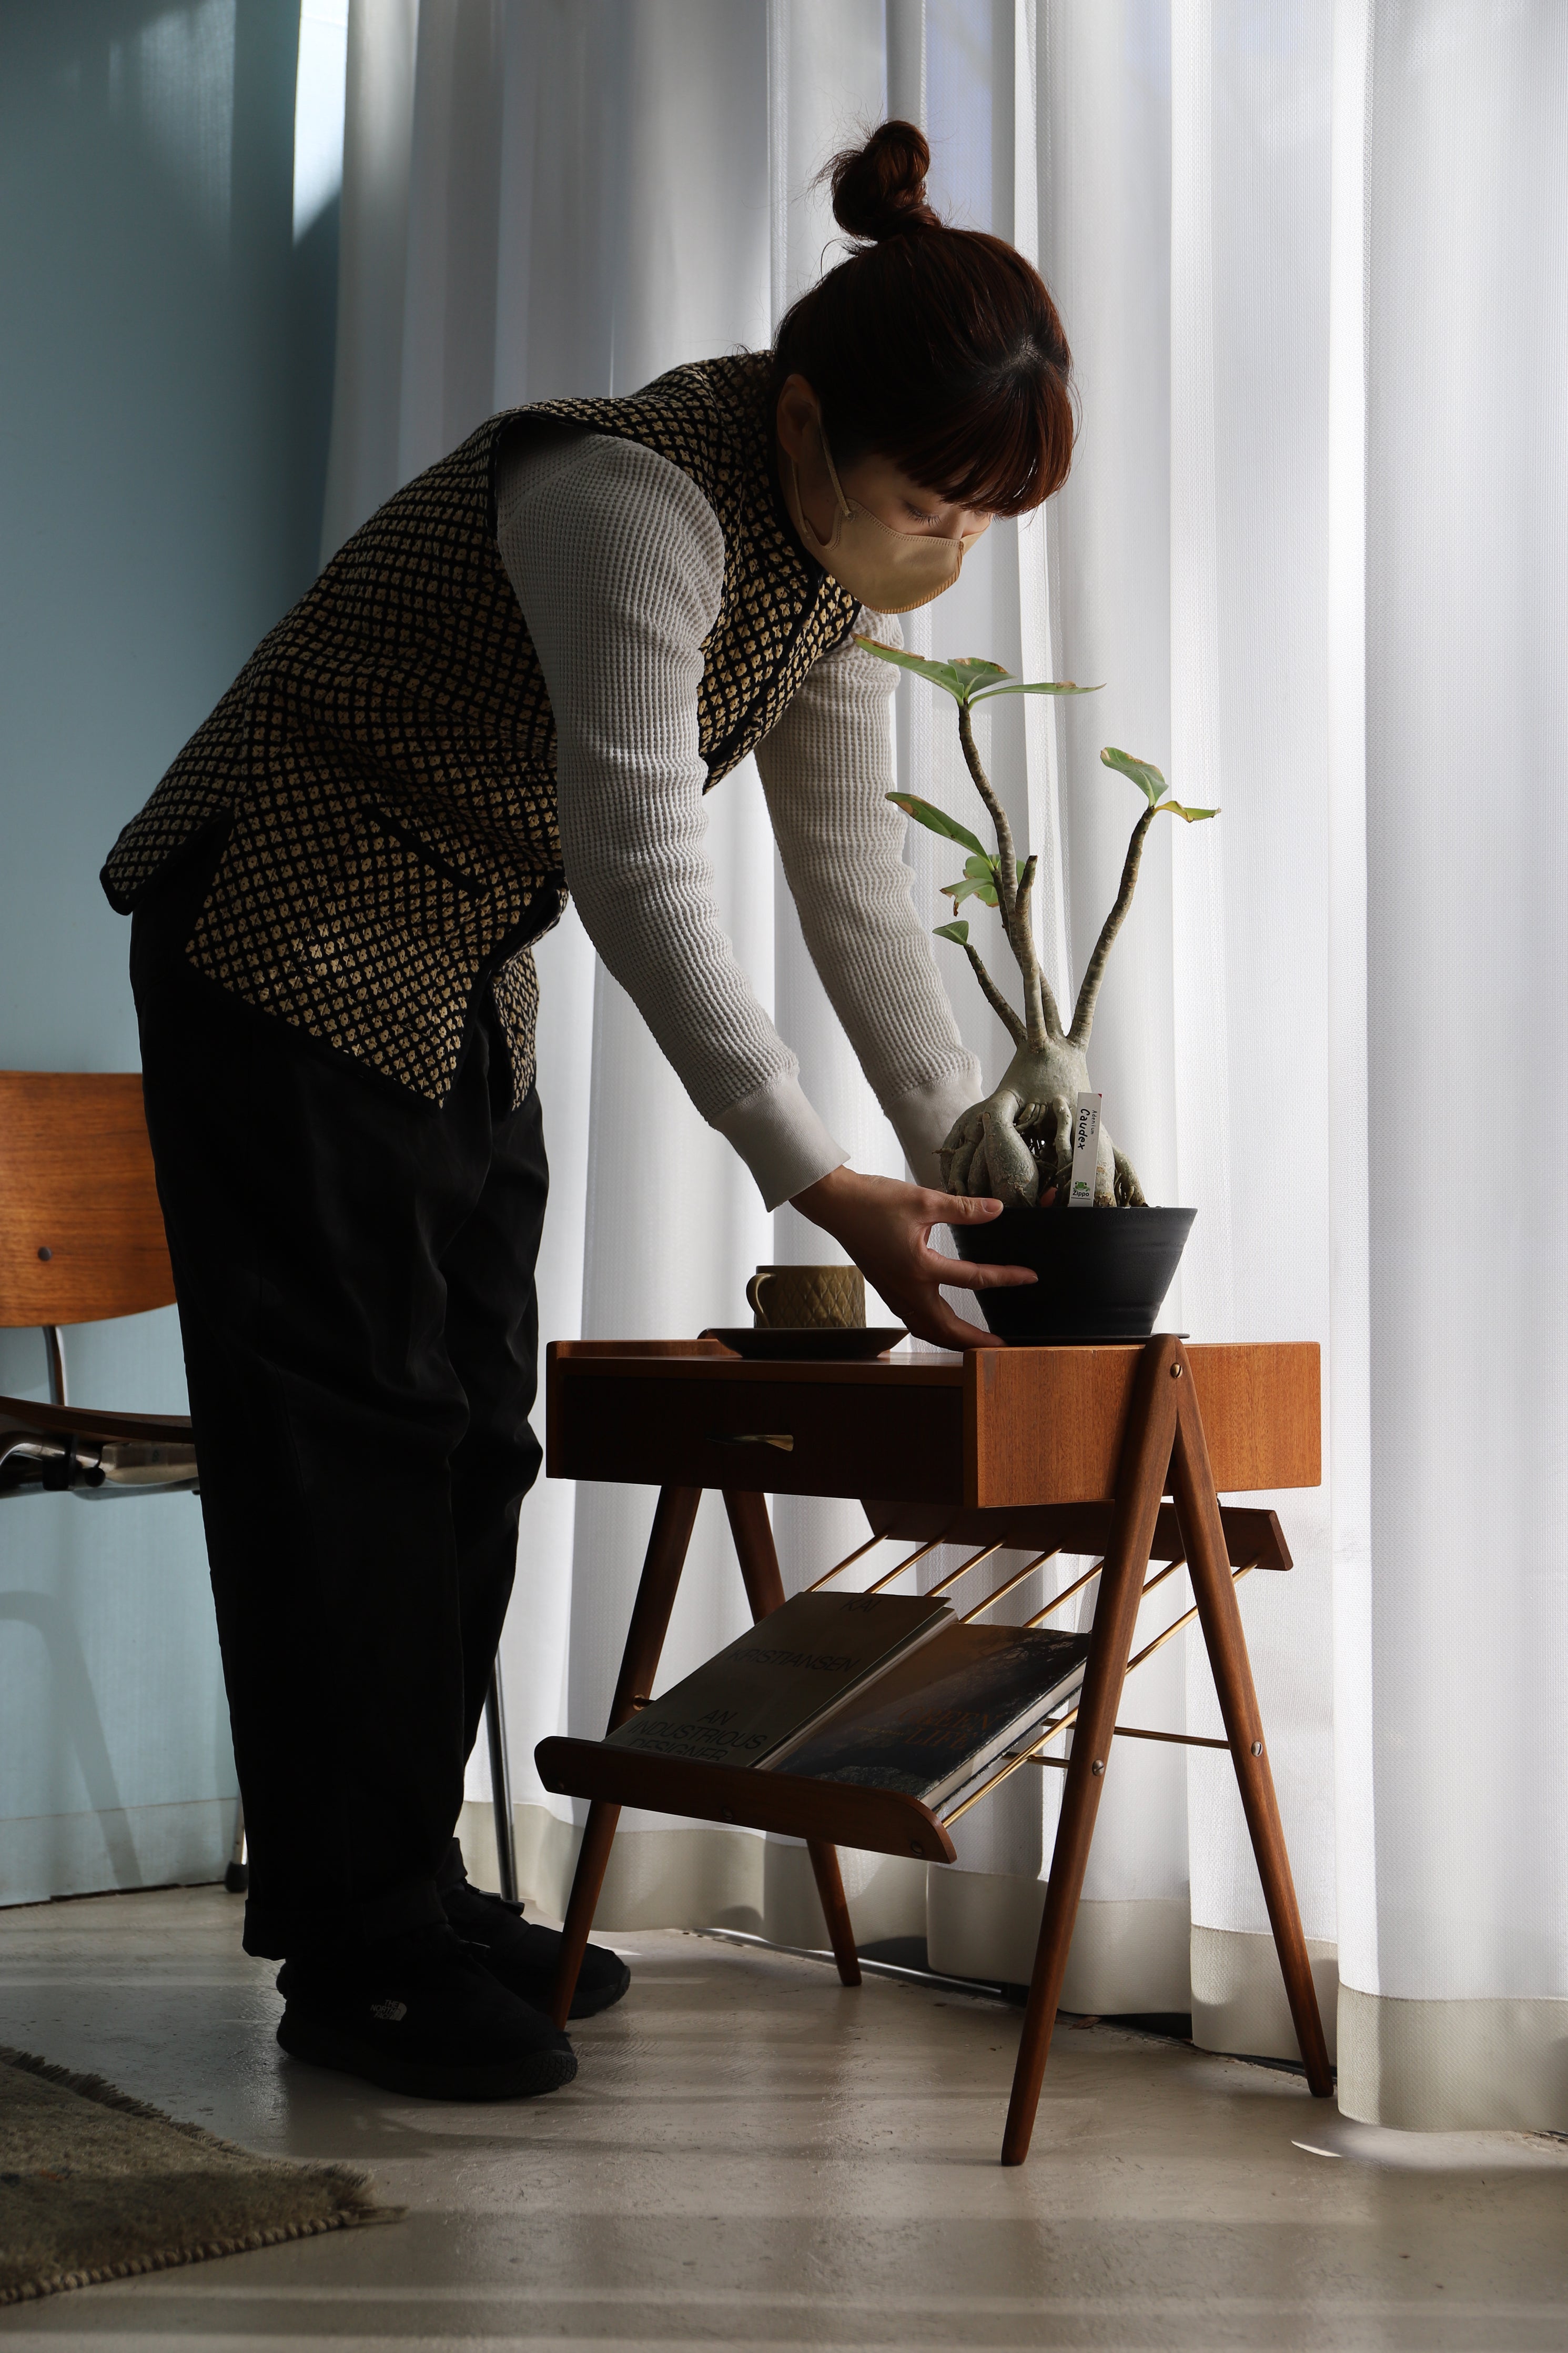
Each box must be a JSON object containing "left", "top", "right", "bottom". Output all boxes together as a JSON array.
[{"left": 827, "top": 120, "right": 942, "bottom": 243}]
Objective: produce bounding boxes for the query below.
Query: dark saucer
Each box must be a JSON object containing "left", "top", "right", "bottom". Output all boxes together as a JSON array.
[{"left": 702, "top": 1326, "right": 907, "bottom": 1362}]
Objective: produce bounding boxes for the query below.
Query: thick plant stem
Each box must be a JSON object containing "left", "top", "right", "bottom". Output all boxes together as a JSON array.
[
  {"left": 958, "top": 700, "right": 1059, "bottom": 1050},
  {"left": 1013, "top": 856, "right": 1066, "bottom": 1042},
  {"left": 1069, "top": 806, "right": 1156, "bottom": 1049},
  {"left": 964, "top": 942, "right": 1027, "bottom": 1047}
]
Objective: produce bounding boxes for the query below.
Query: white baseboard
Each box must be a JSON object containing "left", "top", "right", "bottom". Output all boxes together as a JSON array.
[
  {"left": 457, "top": 1801, "right": 928, "bottom": 1946},
  {"left": 927, "top": 1870, "right": 1194, "bottom": 2009},
  {"left": 0, "top": 1798, "right": 238, "bottom": 1908},
  {"left": 1338, "top": 1988, "right": 1568, "bottom": 2131},
  {"left": 1191, "top": 1923, "right": 1339, "bottom": 2063}
]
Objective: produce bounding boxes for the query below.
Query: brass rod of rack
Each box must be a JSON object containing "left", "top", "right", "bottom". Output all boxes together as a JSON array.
[
  {"left": 1023, "top": 1556, "right": 1104, "bottom": 1628},
  {"left": 1114, "top": 1726, "right": 1230, "bottom": 1751},
  {"left": 943, "top": 1561, "right": 1254, "bottom": 1827},
  {"left": 1023, "top": 1548, "right": 1187, "bottom": 1632},
  {"left": 943, "top": 1705, "right": 1080, "bottom": 1824},
  {"left": 864, "top": 1534, "right": 948, "bottom": 1594},
  {"left": 1013, "top": 1725, "right": 1230, "bottom": 1758},
  {"left": 959, "top": 1547, "right": 1059, "bottom": 1623},
  {"left": 1122, "top": 1561, "right": 1254, "bottom": 1680},
  {"left": 1130, "top": 1555, "right": 1185, "bottom": 1610},
  {"left": 925, "top": 1540, "right": 1005, "bottom": 1599},
  {"left": 805, "top": 1528, "right": 895, "bottom": 1592}
]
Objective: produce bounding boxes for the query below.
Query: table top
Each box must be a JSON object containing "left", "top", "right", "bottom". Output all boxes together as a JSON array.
[{"left": 546, "top": 1336, "right": 1320, "bottom": 1507}]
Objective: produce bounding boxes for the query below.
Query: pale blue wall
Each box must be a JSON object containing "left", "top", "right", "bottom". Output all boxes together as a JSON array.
[{"left": 0, "top": 3, "right": 338, "bottom": 1902}]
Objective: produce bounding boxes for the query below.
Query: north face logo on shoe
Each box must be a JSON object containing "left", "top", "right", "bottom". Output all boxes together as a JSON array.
[{"left": 370, "top": 1999, "right": 407, "bottom": 2022}]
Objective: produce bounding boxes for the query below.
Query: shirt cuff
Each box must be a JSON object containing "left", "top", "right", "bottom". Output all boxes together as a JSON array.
[
  {"left": 882, "top": 1061, "right": 985, "bottom": 1190},
  {"left": 713, "top": 1070, "right": 848, "bottom": 1211}
]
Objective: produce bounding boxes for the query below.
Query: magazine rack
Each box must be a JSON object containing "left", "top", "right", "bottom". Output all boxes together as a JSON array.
[{"left": 537, "top": 1333, "right": 1332, "bottom": 2165}]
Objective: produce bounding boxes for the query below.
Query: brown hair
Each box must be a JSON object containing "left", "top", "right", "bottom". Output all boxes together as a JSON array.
[{"left": 771, "top": 121, "right": 1074, "bottom": 516}]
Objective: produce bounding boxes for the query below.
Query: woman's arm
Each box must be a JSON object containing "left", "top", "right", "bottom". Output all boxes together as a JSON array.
[
  {"left": 498, "top": 429, "right": 1028, "bottom": 1345},
  {"left": 753, "top": 621, "right": 985, "bottom": 1188},
  {"left": 497, "top": 427, "right": 847, "bottom": 1210}
]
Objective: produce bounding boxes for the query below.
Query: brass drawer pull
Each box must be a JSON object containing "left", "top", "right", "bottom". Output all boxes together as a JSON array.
[{"left": 712, "top": 1431, "right": 795, "bottom": 1453}]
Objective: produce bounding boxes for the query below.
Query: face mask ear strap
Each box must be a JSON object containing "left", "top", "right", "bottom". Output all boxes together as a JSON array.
[{"left": 815, "top": 421, "right": 853, "bottom": 521}]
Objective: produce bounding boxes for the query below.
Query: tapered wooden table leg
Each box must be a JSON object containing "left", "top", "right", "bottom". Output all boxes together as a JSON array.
[
  {"left": 1170, "top": 1367, "right": 1333, "bottom": 2097},
  {"left": 724, "top": 1488, "right": 862, "bottom": 1988},
  {"left": 1000, "top": 1338, "right": 1182, "bottom": 2166},
  {"left": 549, "top": 1483, "right": 703, "bottom": 2027}
]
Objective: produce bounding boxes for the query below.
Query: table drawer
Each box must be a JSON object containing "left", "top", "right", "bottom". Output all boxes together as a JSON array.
[{"left": 548, "top": 1362, "right": 966, "bottom": 1500}]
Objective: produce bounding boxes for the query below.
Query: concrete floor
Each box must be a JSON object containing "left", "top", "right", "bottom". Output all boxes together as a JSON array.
[{"left": 0, "top": 1887, "right": 1564, "bottom": 2351}]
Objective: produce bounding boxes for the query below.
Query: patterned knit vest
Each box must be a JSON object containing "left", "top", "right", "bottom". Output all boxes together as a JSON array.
[{"left": 101, "top": 353, "right": 857, "bottom": 1106}]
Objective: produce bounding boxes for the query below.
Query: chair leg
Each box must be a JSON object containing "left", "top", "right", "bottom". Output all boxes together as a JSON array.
[
  {"left": 485, "top": 1661, "right": 518, "bottom": 1904},
  {"left": 1001, "top": 1336, "right": 1182, "bottom": 2166},
  {"left": 723, "top": 1488, "right": 861, "bottom": 1988},
  {"left": 550, "top": 1798, "right": 621, "bottom": 2029},
  {"left": 1170, "top": 1377, "right": 1333, "bottom": 2097},
  {"left": 548, "top": 1484, "right": 704, "bottom": 2027}
]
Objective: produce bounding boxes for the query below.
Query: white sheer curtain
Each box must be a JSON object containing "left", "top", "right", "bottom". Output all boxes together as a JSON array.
[{"left": 321, "top": 0, "right": 1568, "bottom": 2131}]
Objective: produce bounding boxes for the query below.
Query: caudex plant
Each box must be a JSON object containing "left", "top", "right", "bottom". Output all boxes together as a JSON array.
[{"left": 857, "top": 637, "right": 1216, "bottom": 1211}]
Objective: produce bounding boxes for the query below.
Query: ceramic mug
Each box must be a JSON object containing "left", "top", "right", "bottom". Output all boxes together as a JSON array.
[{"left": 745, "top": 1264, "right": 866, "bottom": 1331}]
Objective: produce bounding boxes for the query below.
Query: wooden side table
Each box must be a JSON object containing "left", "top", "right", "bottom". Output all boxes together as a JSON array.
[{"left": 538, "top": 1334, "right": 1331, "bottom": 2165}]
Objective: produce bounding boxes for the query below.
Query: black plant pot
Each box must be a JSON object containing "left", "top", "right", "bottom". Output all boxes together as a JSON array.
[{"left": 948, "top": 1205, "right": 1197, "bottom": 1342}]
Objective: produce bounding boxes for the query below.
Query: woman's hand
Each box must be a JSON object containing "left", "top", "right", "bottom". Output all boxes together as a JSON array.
[{"left": 790, "top": 1165, "right": 1036, "bottom": 1351}]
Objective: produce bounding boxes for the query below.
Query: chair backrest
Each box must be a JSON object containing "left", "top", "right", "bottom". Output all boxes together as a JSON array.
[{"left": 0, "top": 1073, "right": 176, "bottom": 1330}]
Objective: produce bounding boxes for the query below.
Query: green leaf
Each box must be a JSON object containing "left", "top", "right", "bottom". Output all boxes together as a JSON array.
[
  {"left": 1155, "top": 800, "right": 1219, "bottom": 824},
  {"left": 1100, "top": 746, "right": 1169, "bottom": 807},
  {"left": 885, "top": 791, "right": 987, "bottom": 859},
  {"left": 970, "top": 677, "right": 1103, "bottom": 703},
  {"left": 933, "top": 919, "right": 971, "bottom": 945},
  {"left": 858, "top": 633, "right": 1102, "bottom": 710},
  {"left": 942, "top": 877, "right": 1000, "bottom": 909},
  {"left": 962, "top": 852, "right": 996, "bottom": 880},
  {"left": 947, "top": 656, "right": 1011, "bottom": 696},
  {"left": 856, "top": 637, "right": 990, "bottom": 704}
]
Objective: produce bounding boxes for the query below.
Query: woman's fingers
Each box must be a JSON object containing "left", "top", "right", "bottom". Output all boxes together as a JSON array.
[
  {"left": 914, "top": 1301, "right": 1007, "bottom": 1349},
  {"left": 936, "top": 1191, "right": 1005, "bottom": 1225},
  {"left": 913, "top": 1194, "right": 1035, "bottom": 1290},
  {"left": 887, "top": 1285, "right": 1007, "bottom": 1350},
  {"left": 921, "top": 1250, "right": 1037, "bottom": 1290},
  {"left": 788, "top": 1167, "right": 1032, "bottom": 1338}
]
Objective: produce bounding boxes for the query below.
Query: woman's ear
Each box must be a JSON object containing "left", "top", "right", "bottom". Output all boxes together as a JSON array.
[{"left": 775, "top": 373, "right": 822, "bottom": 462}]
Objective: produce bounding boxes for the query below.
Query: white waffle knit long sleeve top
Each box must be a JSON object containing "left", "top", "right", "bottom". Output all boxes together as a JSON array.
[{"left": 495, "top": 423, "right": 983, "bottom": 1210}]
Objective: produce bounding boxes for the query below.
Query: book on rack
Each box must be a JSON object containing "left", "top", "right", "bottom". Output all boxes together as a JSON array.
[
  {"left": 763, "top": 1621, "right": 1092, "bottom": 1816},
  {"left": 603, "top": 1590, "right": 952, "bottom": 1769}
]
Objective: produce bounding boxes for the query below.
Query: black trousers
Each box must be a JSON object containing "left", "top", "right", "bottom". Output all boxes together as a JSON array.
[{"left": 131, "top": 840, "right": 548, "bottom": 1958}]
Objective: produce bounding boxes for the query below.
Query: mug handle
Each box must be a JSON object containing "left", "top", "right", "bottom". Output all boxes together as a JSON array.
[{"left": 745, "top": 1271, "right": 774, "bottom": 1326}]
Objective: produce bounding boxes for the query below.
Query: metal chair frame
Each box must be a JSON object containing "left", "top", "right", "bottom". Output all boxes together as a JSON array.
[{"left": 1, "top": 1072, "right": 518, "bottom": 1903}]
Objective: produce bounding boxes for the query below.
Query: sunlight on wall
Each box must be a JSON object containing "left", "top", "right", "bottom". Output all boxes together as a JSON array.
[
  {"left": 294, "top": 0, "right": 348, "bottom": 244},
  {"left": 108, "top": 0, "right": 236, "bottom": 253},
  {"left": 0, "top": 0, "right": 339, "bottom": 1903}
]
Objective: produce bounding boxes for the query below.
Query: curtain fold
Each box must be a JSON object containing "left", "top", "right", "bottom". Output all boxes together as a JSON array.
[
  {"left": 322, "top": 0, "right": 1568, "bottom": 2131},
  {"left": 1343, "top": 0, "right": 1568, "bottom": 2130}
]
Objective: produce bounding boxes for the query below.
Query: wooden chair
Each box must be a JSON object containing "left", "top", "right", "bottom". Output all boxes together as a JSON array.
[{"left": 0, "top": 1071, "right": 520, "bottom": 1903}]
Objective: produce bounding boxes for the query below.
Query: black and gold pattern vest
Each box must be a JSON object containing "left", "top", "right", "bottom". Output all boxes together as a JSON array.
[{"left": 101, "top": 353, "right": 857, "bottom": 1106}]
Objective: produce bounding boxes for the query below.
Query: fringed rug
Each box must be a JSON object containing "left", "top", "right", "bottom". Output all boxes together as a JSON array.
[{"left": 0, "top": 2044, "right": 394, "bottom": 2306}]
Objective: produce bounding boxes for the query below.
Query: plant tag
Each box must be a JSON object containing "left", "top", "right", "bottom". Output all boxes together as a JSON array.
[{"left": 1068, "top": 1093, "right": 1101, "bottom": 1208}]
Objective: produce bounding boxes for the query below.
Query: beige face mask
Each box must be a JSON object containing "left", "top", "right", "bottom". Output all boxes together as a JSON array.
[{"left": 784, "top": 424, "right": 987, "bottom": 615}]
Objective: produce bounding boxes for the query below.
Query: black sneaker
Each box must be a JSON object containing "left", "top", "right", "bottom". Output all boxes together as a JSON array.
[
  {"left": 440, "top": 1877, "right": 631, "bottom": 2019},
  {"left": 276, "top": 1924, "right": 576, "bottom": 2100}
]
